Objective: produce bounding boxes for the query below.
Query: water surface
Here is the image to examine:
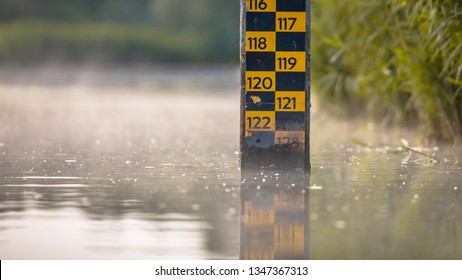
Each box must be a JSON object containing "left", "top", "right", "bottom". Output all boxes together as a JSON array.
[{"left": 0, "top": 65, "right": 461, "bottom": 259}]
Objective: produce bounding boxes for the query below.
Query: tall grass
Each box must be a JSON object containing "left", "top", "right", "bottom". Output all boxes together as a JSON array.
[{"left": 312, "top": 0, "right": 462, "bottom": 141}]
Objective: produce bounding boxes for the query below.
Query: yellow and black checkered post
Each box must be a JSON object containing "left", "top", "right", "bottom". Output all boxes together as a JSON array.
[
  {"left": 240, "top": 0, "right": 310, "bottom": 260},
  {"left": 240, "top": 0, "right": 310, "bottom": 171}
]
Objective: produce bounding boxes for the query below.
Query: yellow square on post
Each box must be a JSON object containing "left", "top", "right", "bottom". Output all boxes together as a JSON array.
[
  {"left": 276, "top": 12, "right": 306, "bottom": 32},
  {"left": 275, "top": 91, "right": 305, "bottom": 112},
  {"left": 246, "top": 71, "right": 276, "bottom": 92},
  {"left": 246, "top": 32, "right": 276, "bottom": 52},
  {"left": 275, "top": 52, "right": 306, "bottom": 72},
  {"left": 274, "top": 131, "right": 305, "bottom": 150},
  {"left": 246, "top": 0, "right": 276, "bottom": 12},
  {"left": 245, "top": 111, "right": 276, "bottom": 131}
]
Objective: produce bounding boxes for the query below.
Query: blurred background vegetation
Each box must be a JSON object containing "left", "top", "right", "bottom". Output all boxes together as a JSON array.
[
  {"left": 0, "top": 0, "right": 461, "bottom": 141},
  {"left": 0, "top": 0, "right": 239, "bottom": 62}
]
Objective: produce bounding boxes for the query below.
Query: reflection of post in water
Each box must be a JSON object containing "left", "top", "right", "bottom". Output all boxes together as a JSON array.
[{"left": 240, "top": 171, "right": 309, "bottom": 260}]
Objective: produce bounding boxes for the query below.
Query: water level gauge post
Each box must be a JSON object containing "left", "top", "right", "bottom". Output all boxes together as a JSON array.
[{"left": 240, "top": 0, "right": 311, "bottom": 172}]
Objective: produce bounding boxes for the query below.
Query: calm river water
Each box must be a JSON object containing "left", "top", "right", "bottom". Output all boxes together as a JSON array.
[{"left": 0, "top": 65, "right": 461, "bottom": 259}]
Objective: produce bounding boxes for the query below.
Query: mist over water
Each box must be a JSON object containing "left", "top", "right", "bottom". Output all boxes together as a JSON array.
[{"left": 1, "top": 65, "right": 462, "bottom": 259}]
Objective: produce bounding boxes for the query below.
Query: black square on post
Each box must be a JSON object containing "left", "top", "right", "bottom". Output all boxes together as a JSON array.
[
  {"left": 276, "top": 0, "right": 306, "bottom": 11},
  {"left": 246, "top": 52, "right": 275, "bottom": 71},
  {"left": 245, "top": 131, "right": 276, "bottom": 149},
  {"left": 275, "top": 112, "right": 305, "bottom": 131},
  {"left": 246, "top": 12, "right": 276, "bottom": 31},
  {"left": 276, "top": 72, "right": 305, "bottom": 91},
  {"left": 246, "top": 92, "right": 275, "bottom": 111},
  {"left": 276, "top": 33, "right": 306, "bottom": 51}
]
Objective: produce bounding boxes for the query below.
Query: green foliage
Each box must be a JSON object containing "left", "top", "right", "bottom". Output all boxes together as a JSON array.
[
  {"left": 0, "top": 21, "right": 217, "bottom": 63},
  {"left": 0, "top": 0, "right": 240, "bottom": 63},
  {"left": 312, "top": 0, "right": 462, "bottom": 140}
]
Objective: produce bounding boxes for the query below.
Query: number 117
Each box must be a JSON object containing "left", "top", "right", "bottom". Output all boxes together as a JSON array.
[{"left": 277, "top": 17, "right": 297, "bottom": 30}]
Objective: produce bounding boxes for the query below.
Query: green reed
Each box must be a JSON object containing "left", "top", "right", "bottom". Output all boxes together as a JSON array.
[{"left": 312, "top": 0, "right": 462, "bottom": 141}]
